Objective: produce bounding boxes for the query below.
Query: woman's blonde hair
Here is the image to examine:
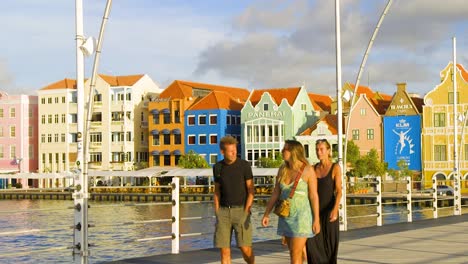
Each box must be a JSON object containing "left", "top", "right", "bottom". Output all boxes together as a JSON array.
[{"left": 278, "top": 140, "right": 309, "bottom": 182}]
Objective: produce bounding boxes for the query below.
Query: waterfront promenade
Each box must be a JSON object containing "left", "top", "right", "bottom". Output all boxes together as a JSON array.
[{"left": 109, "top": 213, "right": 468, "bottom": 264}]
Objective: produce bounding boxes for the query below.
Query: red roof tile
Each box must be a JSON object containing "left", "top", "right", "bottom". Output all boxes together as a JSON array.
[
  {"left": 188, "top": 91, "right": 244, "bottom": 111},
  {"left": 308, "top": 93, "right": 332, "bottom": 112},
  {"left": 457, "top": 64, "right": 468, "bottom": 82},
  {"left": 98, "top": 74, "right": 144, "bottom": 86},
  {"left": 249, "top": 87, "right": 301, "bottom": 107},
  {"left": 41, "top": 78, "right": 77, "bottom": 90},
  {"left": 159, "top": 80, "right": 249, "bottom": 101},
  {"left": 300, "top": 114, "right": 341, "bottom": 135}
]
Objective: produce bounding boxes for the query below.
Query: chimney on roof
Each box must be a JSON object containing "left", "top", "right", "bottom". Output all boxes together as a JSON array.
[{"left": 396, "top": 83, "right": 406, "bottom": 92}]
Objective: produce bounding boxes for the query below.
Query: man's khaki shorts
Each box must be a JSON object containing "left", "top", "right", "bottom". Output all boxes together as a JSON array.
[{"left": 214, "top": 206, "right": 252, "bottom": 248}]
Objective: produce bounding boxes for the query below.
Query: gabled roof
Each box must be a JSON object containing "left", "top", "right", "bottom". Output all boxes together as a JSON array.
[
  {"left": 370, "top": 98, "right": 391, "bottom": 115},
  {"left": 346, "top": 83, "right": 392, "bottom": 100},
  {"left": 40, "top": 78, "right": 77, "bottom": 90},
  {"left": 308, "top": 93, "right": 332, "bottom": 112},
  {"left": 159, "top": 80, "right": 249, "bottom": 101},
  {"left": 411, "top": 97, "right": 424, "bottom": 113},
  {"left": 98, "top": 74, "right": 144, "bottom": 86},
  {"left": 248, "top": 87, "right": 301, "bottom": 107},
  {"left": 188, "top": 91, "right": 244, "bottom": 111},
  {"left": 457, "top": 64, "right": 468, "bottom": 82},
  {"left": 300, "top": 114, "right": 341, "bottom": 136}
]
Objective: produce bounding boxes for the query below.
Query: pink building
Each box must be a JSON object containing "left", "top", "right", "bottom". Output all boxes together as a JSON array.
[{"left": 0, "top": 91, "right": 38, "bottom": 188}]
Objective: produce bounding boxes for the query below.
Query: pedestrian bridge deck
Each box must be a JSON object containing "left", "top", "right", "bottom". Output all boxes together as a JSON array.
[{"left": 108, "top": 213, "right": 468, "bottom": 264}]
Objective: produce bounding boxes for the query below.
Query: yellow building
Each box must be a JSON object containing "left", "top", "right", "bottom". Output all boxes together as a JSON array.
[
  {"left": 38, "top": 74, "right": 162, "bottom": 178},
  {"left": 422, "top": 62, "right": 468, "bottom": 190}
]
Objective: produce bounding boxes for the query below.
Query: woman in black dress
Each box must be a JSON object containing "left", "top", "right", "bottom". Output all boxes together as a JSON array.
[{"left": 306, "top": 139, "right": 342, "bottom": 264}]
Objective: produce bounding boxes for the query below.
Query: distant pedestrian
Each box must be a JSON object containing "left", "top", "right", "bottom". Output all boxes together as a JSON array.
[
  {"left": 306, "top": 139, "right": 342, "bottom": 264},
  {"left": 213, "top": 136, "right": 255, "bottom": 264},
  {"left": 262, "top": 140, "right": 320, "bottom": 264}
]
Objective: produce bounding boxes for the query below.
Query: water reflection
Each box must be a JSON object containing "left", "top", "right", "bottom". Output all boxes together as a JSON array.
[{"left": 0, "top": 200, "right": 463, "bottom": 263}]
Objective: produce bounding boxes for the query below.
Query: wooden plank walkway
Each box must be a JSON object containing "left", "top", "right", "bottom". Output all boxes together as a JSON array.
[{"left": 108, "top": 213, "right": 468, "bottom": 264}]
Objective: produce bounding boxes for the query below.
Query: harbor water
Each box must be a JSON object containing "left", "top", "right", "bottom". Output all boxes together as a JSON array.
[{"left": 0, "top": 199, "right": 451, "bottom": 264}]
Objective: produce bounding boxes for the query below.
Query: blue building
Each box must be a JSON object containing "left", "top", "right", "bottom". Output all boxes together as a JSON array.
[{"left": 185, "top": 91, "right": 245, "bottom": 165}]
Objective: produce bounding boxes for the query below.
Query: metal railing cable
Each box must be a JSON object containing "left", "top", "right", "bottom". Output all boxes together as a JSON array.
[{"left": 0, "top": 225, "right": 74, "bottom": 236}]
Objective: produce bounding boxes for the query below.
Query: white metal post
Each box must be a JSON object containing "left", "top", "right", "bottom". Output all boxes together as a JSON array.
[
  {"left": 406, "top": 176, "right": 412, "bottom": 222},
  {"left": 453, "top": 37, "right": 462, "bottom": 216},
  {"left": 376, "top": 176, "right": 382, "bottom": 226},
  {"left": 433, "top": 178, "right": 438, "bottom": 219},
  {"left": 171, "top": 177, "right": 180, "bottom": 254},
  {"left": 335, "top": 0, "right": 346, "bottom": 232},
  {"left": 73, "top": 0, "right": 87, "bottom": 260}
]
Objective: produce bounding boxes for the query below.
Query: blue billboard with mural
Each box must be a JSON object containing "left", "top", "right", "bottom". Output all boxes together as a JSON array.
[{"left": 383, "top": 116, "right": 421, "bottom": 171}]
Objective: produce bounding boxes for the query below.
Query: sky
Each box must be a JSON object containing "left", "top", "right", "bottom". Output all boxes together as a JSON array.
[{"left": 1, "top": 0, "right": 468, "bottom": 97}]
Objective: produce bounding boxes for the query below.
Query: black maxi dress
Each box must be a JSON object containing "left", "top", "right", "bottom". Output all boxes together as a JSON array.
[{"left": 306, "top": 163, "right": 339, "bottom": 264}]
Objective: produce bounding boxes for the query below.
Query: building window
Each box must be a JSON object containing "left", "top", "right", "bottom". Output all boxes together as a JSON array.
[
  {"left": 0, "top": 145, "right": 3, "bottom": 158},
  {"left": 188, "top": 135, "right": 195, "bottom": 145},
  {"left": 48, "top": 115, "right": 52, "bottom": 124},
  {"left": 174, "top": 134, "right": 181, "bottom": 145},
  {"left": 41, "top": 98, "right": 46, "bottom": 104},
  {"left": 360, "top": 108, "right": 366, "bottom": 116},
  {"left": 62, "top": 153, "right": 66, "bottom": 164},
  {"left": 210, "top": 154, "right": 218, "bottom": 164},
  {"left": 209, "top": 115, "right": 217, "bottom": 125},
  {"left": 174, "top": 110, "right": 181, "bottom": 123},
  {"left": 163, "top": 112, "right": 171, "bottom": 124},
  {"left": 111, "top": 132, "right": 124, "bottom": 142},
  {"left": 62, "top": 96, "right": 65, "bottom": 103},
  {"left": 163, "top": 134, "right": 170, "bottom": 145},
  {"left": 41, "top": 115, "right": 45, "bottom": 124},
  {"left": 54, "top": 114, "right": 59, "bottom": 123},
  {"left": 48, "top": 98, "right": 52, "bottom": 104},
  {"left": 153, "top": 155, "right": 160, "bottom": 166},
  {"left": 10, "top": 145, "right": 16, "bottom": 159},
  {"left": 199, "top": 115, "right": 206, "bottom": 125},
  {"left": 434, "top": 145, "right": 446, "bottom": 161},
  {"left": 28, "top": 126, "right": 33, "bottom": 137},
  {"left": 434, "top": 113, "right": 445, "bottom": 127},
  {"left": 152, "top": 113, "right": 160, "bottom": 124},
  {"left": 188, "top": 115, "right": 195, "bottom": 126},
  {"left": 90, "top": 132, "right": 102, "bottom": 142},
  {"left": 10, "top": 108, "right": 15, "bottom": 118},
  {"left": 367, "top": 129, "right": 374, "bottom": 140},
  {"left": 0, "top": 108, "right": 3, "bottom": 118},
  {"left": 69, "top": 114, "right": 78, "bottom": 123},
  {"left": 61, "top": 114, "right": 65, "bottom": 123},
  {"left": 41, "top": 134, "right": 45, "bottom": 143},
  {"left": 152, "top": 135, "right": 160, "bottom": 146},
  {"left": 352, "top": 129, "right": 359, "bottom": 140},
  {"left": 448, "top": 92, "right": 460, "bottom": 104},
  {"left": 141, "top": 132, "right": 145, "bottom": 143},
  {"left": 126, "top": 132, "right": 132, "bottom": 141},
  {"left": 71, "top": 92, "right": 77, "bottom": 103},
  {"left": 263, "top": 104, "right": 269, "bottom": 111},
  {"left": 465, "top": 144, "right": 468, "bottom": 160},
  {"left": 236, "top": 116, "right": 241, "bottom": 125},
  {"left": 199, "top": 135, "right": 207, "bottom": 145},
  {"left": 164, "top": 155, "right": 171, "bottom": 166},
  {"left": 61, "top": 133, "right": 65, "bottom": 142},
  {"left": 54, "top": 133, "right": 59, "bottom": 142},
  {"left": 210, "top": 134, "right": 218, "bottom": 144},
  {"left": 0, "top": 127, "right": 3, "bottom": 137},
  {"left": 90, "top": 152, "right": 102, "bottom": 163},
  {"left": 29, "top": 108, "right": 33, "bottom": 118},
  {"left": 28, "top": 145, "right": 33, "bottom": 158},
  {"left": 48, "top": 134, "right": 52, "bottom": 143},
  {"left": 301, "top": 104, "right": 306, "bottom": 111},
  {"left": 70, "top": 133, "right": 78, "bottom": 143},
  {"left": 10, "top": 126, "right": 15, "bottom": 137},
  {"left": 226, "top": 115, "right": 231, "bottom": 125},
  {"left": 55, "top": 97, "right": 59, "bottom": 104},
  {"left": 304, "top": 144, "right": 309, "bottom": 158}
]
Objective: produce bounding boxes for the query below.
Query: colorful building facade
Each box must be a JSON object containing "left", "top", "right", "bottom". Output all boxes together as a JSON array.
[
  {"left": 241, "top": 86, "right": 318, "bottom": 167},
  {"left": 185, "top": 91, "right": 244, "bottom": 165},
  {"left": 0, "top": 92, "right": 38, "bottom": 188},
  {"left": 148, "top": 80, "right": 249, "bottom": 167},
  {"left": 422, "top": 62, "right": 468, "bottom": 188}
]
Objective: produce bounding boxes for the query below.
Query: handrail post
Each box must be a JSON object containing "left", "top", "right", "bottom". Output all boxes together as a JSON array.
[
  {"left": 171, "top": 177, "right": 180, "bottom": 254},
  {"left": 432, "top": 177, "right": 438, "bottom": 219},
  {"left": 376, "top": 176, "right": 382, "bottom": 226},
  {"left": 406, "top": 176, "right": 412, "bottom": 222}
]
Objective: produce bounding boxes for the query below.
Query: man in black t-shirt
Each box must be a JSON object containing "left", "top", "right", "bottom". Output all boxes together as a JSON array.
[{"left": 213, "top": 136, "right": 255, "bottom": 264}]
